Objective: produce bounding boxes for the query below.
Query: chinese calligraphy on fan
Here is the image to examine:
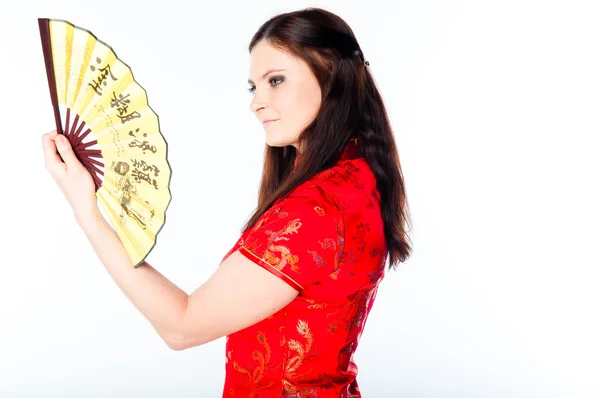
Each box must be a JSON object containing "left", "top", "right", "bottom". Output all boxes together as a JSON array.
[
  {"left": 88, "top": 56, "right": 141, "bottom": 124},
  {"left": 110, "top": 91, "right": 141, "bottom": 124},
  {"left": 128, "top": 129, "right": 160, "bottom": 190},
  {"left": 87, "top": 57, "right": 161, "bottom": 189},
  {"left": 88, "top": 56, "right": 116, "bottom": 95}
]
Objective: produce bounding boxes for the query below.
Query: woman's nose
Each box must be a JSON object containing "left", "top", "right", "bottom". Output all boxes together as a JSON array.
[
  {"left": 251, "top": 101, "right": 266, "bottom": 113},
  {"left": 250, "top": 88, "right": 269, "bottom": 113}
]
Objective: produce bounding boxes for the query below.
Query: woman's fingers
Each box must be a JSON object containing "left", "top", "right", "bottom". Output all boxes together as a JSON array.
[
  {"left": 42, "top": 130, "right": 66, "bottom": 174},
  {"left": 54, "top": 134, "right": 80, "bottom": 170}
]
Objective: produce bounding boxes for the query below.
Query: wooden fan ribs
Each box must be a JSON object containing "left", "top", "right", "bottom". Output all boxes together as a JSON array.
[{"left": 69, "top": 113, "right": 104, "bottom": 191}]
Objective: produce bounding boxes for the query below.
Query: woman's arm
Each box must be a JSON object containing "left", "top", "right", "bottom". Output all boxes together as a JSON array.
[
  {"left": 78, "top": 211, "right": 299, "bottom": 351},
  {"left": 78, "top": 210, "right": 189, "bottom": 349}
]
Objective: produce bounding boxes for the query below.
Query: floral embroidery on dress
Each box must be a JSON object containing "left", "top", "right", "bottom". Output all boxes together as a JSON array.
[
  {"left": 232, "top": 330, "right": 276, "bottom": 395},
  {"left": 353, "top": 222, "right": 370, "bottom": 252},
  {"left": 283, "top": 320, "right": 316, "bottom": 394},
  {"left": 263, "top": 218, "right": 303, "bottom": 272},
  {"left": 313, "top": 206, "right": 325, "bottom": 216}
]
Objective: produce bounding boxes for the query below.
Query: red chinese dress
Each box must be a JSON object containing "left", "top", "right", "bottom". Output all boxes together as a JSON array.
[{"left": 219, "top": 138, "right": 388, "bottom": 397}]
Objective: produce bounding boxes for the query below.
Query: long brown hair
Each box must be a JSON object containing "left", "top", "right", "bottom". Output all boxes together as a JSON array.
[{"left": 241, "top": 7, "right": 412, "bottom": 269}]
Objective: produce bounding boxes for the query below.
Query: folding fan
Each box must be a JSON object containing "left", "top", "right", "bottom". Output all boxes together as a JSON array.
[{"left": 38, "top": 18, "right": 172, "bottom": 268}]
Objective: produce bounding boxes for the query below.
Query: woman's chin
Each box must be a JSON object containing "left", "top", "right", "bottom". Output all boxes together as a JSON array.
[{"left": 265, "top": 132, "right": 293, "bottom": 148}]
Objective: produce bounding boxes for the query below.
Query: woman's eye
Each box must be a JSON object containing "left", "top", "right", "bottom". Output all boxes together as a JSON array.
[
  {"left": 247, "top": 77, "right": 284, "bottom": 95},
  {"left": 270, "top": 76, "right": 284, "bottom": 86}
]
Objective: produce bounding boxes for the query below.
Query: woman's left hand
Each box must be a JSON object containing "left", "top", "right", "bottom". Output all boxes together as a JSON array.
[{"left": 42, "top": 129, "right": 99, "bottom": 222}]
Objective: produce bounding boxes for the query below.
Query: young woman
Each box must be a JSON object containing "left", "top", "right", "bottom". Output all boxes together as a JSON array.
[{"left": 42, "top": 7, "right": 411, "bottom": 397}]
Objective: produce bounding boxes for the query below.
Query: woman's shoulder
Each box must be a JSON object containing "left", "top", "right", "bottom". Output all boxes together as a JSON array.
[
  {"left": 271, "top": 157, "right": 380, "bottom": 222},
  {"left": 309, "top": 158, "right": 380, "bottom": 210}
]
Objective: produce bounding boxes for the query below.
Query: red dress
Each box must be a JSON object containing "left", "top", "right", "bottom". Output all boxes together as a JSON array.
[{"left": 219, "top": 138, "right": 388, "bottom": 397}]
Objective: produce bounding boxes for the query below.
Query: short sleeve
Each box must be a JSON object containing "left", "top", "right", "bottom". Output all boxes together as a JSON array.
[{"left": 238, "top": 189, "right": 342, "bottom": 292}]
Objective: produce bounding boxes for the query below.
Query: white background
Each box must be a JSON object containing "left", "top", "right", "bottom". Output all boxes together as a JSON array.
[{"left": 1, "top": 0, "right": 598, "bottom": 397}]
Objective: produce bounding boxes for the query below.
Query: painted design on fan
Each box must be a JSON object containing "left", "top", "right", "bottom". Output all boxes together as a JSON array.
[
  {"left": 110, "top": 160, "right": 156, "bottom": 229},
  {"left": 108, "top": 123, "right": 126, "bottom": 157},
  {"left": 128, "top": 128, "right": 157, "bottom": 154},
  {"left": 88, "top": 57, "right": 117, "bottom": 95},
  {"left": 110, "top": 91, "right": 141, "bottom": 124}
]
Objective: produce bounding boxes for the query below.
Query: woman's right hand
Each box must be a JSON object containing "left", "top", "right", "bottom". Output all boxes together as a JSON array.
[{"left": 42, "top": 129, "right": 99, "bottom": 222}]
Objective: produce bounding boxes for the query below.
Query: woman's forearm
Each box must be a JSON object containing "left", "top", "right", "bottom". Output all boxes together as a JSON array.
[{"left": 76, "top": 209, "right": 189, "bottom": 349}]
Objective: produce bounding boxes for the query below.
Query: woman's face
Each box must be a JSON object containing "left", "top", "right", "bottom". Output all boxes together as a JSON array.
[{"left": 248, "top": 40, "right": 322, "bottom": 152}]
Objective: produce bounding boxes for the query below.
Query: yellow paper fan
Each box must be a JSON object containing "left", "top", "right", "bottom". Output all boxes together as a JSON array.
[{"left": 39, "top": 18, "right": 172, "bottom": 267}]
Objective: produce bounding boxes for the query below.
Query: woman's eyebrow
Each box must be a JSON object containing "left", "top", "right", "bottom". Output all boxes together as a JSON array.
[{"left": 248, "top": 69, "right": 286, "bottom": 85}]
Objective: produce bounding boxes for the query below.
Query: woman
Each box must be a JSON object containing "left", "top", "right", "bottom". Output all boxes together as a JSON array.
[{"left": 42, "top": 7, "right": 412, "bottom": 397}]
